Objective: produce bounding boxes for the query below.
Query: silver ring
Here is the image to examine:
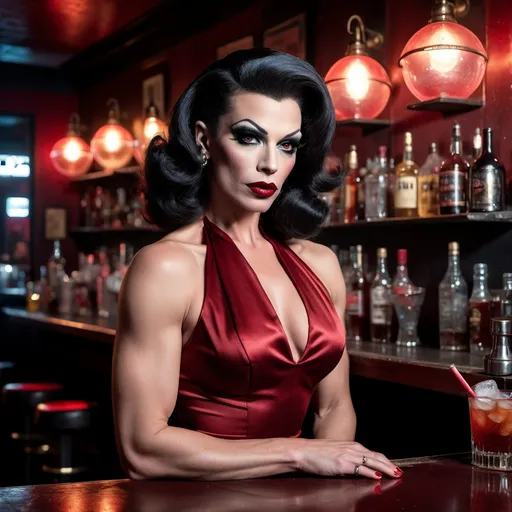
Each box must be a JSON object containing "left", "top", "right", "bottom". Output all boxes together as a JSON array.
[
  {"left": 362, "top": 455, "right": 367, "bottom": 465},
  {"left": 354, "top": 465, "right": 361, "bottom": 476}
]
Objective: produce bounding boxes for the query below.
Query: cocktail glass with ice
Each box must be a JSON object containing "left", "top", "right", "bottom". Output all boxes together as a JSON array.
[{"left": 469, "top": 380, "right": 512, "bottom": 471}]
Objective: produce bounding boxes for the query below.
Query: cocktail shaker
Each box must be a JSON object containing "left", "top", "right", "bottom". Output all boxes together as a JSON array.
[{"left": 484, "top": 317, "right": 512, "bottom": 376}]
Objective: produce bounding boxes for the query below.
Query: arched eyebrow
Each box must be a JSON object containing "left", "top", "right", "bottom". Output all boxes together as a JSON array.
[{"left": 230, "top": 119, "right": 301, "bottom": 140}]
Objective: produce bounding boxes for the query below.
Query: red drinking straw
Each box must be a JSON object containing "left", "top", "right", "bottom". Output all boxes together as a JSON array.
[{"left": 450, "top": 364, "right": 477, "bottom": 398}]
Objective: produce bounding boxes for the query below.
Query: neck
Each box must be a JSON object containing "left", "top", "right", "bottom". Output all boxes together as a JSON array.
[{"left": 205, "top": 187, "right": 264, "bottom": 246}]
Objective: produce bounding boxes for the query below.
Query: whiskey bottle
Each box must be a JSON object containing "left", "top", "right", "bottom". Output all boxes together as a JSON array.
[
  {"left": 418, "top": 143, "right": 442, "bottom": 217},
  {"left": 469, "top": 127, "right": 506, "bottom": 212},
  {"left": 344, "top": 145, "right": 358, "bottom": 223},
  {"left": 394, "top": 132, "right": 419, "bottom": 217},
  {"left": 439, "top": 122, "right": 469, "bottom": 215}
]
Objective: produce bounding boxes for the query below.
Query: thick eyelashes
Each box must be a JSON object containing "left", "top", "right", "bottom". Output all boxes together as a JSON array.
[{"left": 229, "top": 127, "right": 301, "bottom": 155}]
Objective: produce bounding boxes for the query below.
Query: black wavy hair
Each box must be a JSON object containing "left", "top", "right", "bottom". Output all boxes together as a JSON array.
[{"left": 142, "top": 48, "right": 341, "bottom": 240}]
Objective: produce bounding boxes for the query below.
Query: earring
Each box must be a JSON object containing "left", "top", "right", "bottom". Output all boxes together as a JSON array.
[{"left": 200, "top": 150, "right": 208, "bottom": 168}]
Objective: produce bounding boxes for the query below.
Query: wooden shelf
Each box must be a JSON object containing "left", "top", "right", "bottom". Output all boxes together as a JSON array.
[
  {"left": 322, "top": 211, "right": 512, "bottom": 229},
  {"left": 406, "top": 97, "right": 483, "bottom": 116},
  {"left": 336, "top": 118, "right": 391, "bottom": 135},
  {"left": 71, "top": 165, "right": 141, "bottom": 182}
]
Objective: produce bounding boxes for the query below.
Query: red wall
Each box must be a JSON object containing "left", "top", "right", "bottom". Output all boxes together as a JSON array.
[{"left": 0, "top": 90, "right": 79, "bottom": 277}]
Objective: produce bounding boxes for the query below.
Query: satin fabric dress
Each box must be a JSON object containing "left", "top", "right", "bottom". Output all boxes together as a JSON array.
[{"left": 169, "top": 217, "right": 346, "bottom": 439}]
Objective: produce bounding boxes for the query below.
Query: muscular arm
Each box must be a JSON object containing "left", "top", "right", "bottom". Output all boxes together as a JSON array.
[
  {"left": 112, "top": 242, "right": 307, "bottom": 481},
  {"left": 300, "top": 244, "right": 357, "bottom": 441}
]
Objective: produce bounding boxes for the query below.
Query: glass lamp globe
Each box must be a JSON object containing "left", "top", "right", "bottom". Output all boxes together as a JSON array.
[
  {"left": 134, "top": 106, "right": 167, "bottom": 165},
  {"left": 50, "top": 136, "right": 93, "bottom": 177},
  {"left": 398, "top": 2, "right": 487, "bottom": 102},
  {"left": 326, "top": 55, "right": 391, "bottom": 120},
  {"left": 50, "top": 113, "right": 93, "bottom": 178},
  {"left": 91, "top": 99, "right": 134, "bottom": 170}
]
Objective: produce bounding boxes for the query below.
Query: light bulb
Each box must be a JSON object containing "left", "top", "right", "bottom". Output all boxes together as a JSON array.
[
  {"left": 345, "top": 60, "right": 370, "bottom": 101},
  {"left": 104, "top": 128, "right": 122, "bottom": 152},
  {"left": 428, "top": 28, "right": 460, "bottom": 73},
  {"left": 62, "top": 139, "right": 81, "bottom": 162},
  {"left": 143, "top": 117, "right": 164, "bottom": 140}
]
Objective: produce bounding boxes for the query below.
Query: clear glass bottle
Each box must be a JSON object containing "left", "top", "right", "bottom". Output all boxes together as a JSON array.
[
  {"left": 439, "top": 122, "right": 470, "bottom": 215},
  {"left": 345, "top": 245, "right": 370, "bottom": 342},
  {"left": 469, "top": 263, "right": 492, "bottom": 353},
  {"left": 371, "top": 248, "right": 392, "bottom": 343},
  {"left": 439, "top": 242, "right": 468, "bottom": 351},
  {"left": 47, "top": 241, "right": 66, "bottom": 315},
  {"left": 365, "top": 146, "right": 388, "bottom": 221},
  {"left": 387, "top": 157, "right": 396, "bottom": 217},
  {"left": 418, "top": 142, "right": 442, "bottom": 218},
  {"left": 469, "top": 127, "right": 506, "bottom": 213},
  {"left": 392, "top": 249, "right": 413, "bottom": 291},
  {"left": 394, "top": 132, "right": 419, "bottom": 218},
  {"left": 344, "top": 145, "right": 358, "bottom": 223}
]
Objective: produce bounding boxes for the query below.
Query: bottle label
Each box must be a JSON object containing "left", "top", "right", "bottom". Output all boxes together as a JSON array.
[
  {"left": 346, "top": 290, "right": 363, "bottom": 316},
  {"left": 418, "top": 175, "right": 439, "bottom": 217},
  {"left": 395, "top": 177, "right": 417, "bottom": 208},
  {"left": 439, "top": 170, "right": 466, "bottom": 208},
  {"left": 345, "top": 184, "right": 356, "bottom": 209},
  {"left": 470, "top": 170, "right": 503, "bottom": 211},
  {"left": 468, "top": 306, "right": 482, "bottom": 344},
  {"left": 371, "top": 286, "right": 390, "bottom": 325}
]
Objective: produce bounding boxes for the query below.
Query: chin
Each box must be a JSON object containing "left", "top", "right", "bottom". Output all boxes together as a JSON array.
[{"left": 231, "top": 194, "right": 278, "bottom": 214}]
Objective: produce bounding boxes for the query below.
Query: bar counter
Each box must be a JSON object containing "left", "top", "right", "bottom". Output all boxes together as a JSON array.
[
  {"left": 0, "top": 455, "right": 508, "bottom": 511},
  {"left": 2, "top": 306, "right": 507, "bottom": 393}
]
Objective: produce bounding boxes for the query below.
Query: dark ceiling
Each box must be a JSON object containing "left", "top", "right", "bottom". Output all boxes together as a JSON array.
[{"left": 0, "top": 0, "right": 163, "bottom": 67}]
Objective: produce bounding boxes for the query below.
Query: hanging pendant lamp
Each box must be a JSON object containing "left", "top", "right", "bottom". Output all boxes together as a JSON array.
[
  {"left": 134, "top": 104, "right": 167, "bottom": 165},
  {"left": 91, "top": 98, "right": 134, "bottom": 170},
  {"left": 50, "top": 113, "right": 94, "bottom": 178},
  {"left": 398, "top": 0, "right": 487, "bottom": 102},
  {"left": 325, "top": 15, "right": 391, "bottom": 121}
]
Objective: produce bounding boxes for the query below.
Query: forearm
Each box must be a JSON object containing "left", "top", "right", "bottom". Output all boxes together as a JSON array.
[
  {"left": 313, "top": 404, "right": 356, "bottom": 441},
  {"left": 125, "top": 425, "right": 307, "bottom": 481}
]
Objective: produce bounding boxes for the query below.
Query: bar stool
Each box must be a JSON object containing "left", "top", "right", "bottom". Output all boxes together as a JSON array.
[
  {"left": 1, "top": 382, "right": 64, "bottom": 485},
  {"left": 35, "top": 400, "right": 98, "bottom": 483}
]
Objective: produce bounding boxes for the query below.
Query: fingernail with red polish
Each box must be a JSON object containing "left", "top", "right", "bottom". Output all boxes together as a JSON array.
[{"left": 375, "top": 472, "right": 383, "bottom": 478}]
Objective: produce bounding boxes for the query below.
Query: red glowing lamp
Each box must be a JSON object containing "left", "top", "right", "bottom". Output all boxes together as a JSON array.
[
  {"left": 398, "top": 0, "right": 487, "bottom": 102},
  {"left": 50, "top": 114, "right": 94, "bottom": 178},
  {"left": 91, "top": 99, "right": 134, "bottom": 170},
  {"left": 325, "top": 15, "right": 391, "bottom": 121}
]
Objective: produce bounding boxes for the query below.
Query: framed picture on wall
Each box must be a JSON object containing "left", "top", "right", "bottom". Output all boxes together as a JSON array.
[
  {"left": 142, "top": 73, "right": 166, "bottom": 119},
  {"left": 216, "top": 35, "right": 254, "bottom": 60},
  {"left": 263, "top": 14, "right": 306, "bottom": 60},
  {"left": 44, "top": 207, "right": 67, "bottom": 241}
]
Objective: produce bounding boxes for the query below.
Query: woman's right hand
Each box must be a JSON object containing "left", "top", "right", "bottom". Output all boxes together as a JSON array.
[{"left": 294, "top": 440, "right": 403, "bottom": 480}]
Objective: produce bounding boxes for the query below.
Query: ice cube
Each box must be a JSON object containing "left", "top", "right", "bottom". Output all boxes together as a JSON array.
[
  {"left": 474, "top": 398, "right": 494, "bottom": 411},
  {"left": 498, "top": 400, "right": 512, "bottom": 410},
  {"left": 474, "top": 380, "right": 501, "bottom": 399}
]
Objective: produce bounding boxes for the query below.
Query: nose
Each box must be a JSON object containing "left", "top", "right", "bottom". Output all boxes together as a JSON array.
[{"left": 258, "top": 146, "right": 278, "bottom": 175}]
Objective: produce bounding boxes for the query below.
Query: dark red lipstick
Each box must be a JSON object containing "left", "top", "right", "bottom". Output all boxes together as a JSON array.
[{"left": 246, "top": 181, "right": 277, "bottom": 198}]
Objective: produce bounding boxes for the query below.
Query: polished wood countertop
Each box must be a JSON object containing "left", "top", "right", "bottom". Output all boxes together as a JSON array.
[
  {"left": 0, "top": 455, "right": 508, "bottom": 511},
  {"left": 2, "top": 307, "right": 502, "bottom": 393}
]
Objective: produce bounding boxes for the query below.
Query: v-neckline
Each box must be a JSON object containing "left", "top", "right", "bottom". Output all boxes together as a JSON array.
[{"left": 204, "top": 217, "right": 312, "bottom": 365}]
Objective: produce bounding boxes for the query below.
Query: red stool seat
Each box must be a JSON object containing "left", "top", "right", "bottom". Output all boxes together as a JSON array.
[
  {"left": 35, "top": 401, "right": 97, "bottom": 431},
  {"left": 3, "top": 383, "right": 64, "bottom": 410}
]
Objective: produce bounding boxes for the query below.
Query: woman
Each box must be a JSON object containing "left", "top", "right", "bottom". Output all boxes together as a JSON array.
[{"left": 112, "top": 48, "right": 401, "bottom": 481}]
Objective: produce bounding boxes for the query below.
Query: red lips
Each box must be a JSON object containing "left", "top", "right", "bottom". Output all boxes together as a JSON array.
[{"left": 246, "top": 181, "right": 277, "bottom": 198}]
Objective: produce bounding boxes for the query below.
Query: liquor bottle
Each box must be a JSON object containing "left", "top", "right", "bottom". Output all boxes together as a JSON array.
[
  {"left": 418, "top": 143, "right": 442, "bottom": 217},
  {"left": 470, "top": 127, "right": 482, "bottom": 165},
  {"left": 387, "top": 157, "right": 395, "bottom": 217},
  {"left": 365, "top": 146, "right": 388, "bottom": 221},
  {"left": 345, "top": 245, "right": 370, "bottom": 342},
  {"left": 394, "top": 132, "right": 419, "bottom": 217},
  {"left": 501, "top": 273, "right": 512, "bottom": 316},
  {"left": 47, "top": 241, "right": 66, "bottom": 314},
  {"left": 439, "top": 122, "right": 469, "bottom": 215},
  {"left": 370, "top": 248, "right": 392, "bottom": 343},
  {"left": 355, "top": 163, "right": 367, "bottom": 221},
  {"left": 392, "top": 249, "right": 413, "bottom": 291},
  {"left": 468, "top": 263, "right": 492, "bottom": 353},
  {"left": 469, "top": 127, "right": 506, "bottom": 212},
  {"left": 438, "top": 242, "right": 468, "bottom": 351},
  {"left": 326, "top": 155, "right": 344, "bottom": 224},
  {"left": 344, "top": 145, "right": 358, "bottom": 223}
]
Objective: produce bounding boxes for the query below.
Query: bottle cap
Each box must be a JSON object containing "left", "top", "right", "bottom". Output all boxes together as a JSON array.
[
  {"left": 377, "top": 248, "right": 387, "bottom": 258},
  {"left": 397, "top": 249, "right": 407, "bottom": 265},
  {"left": 448, "top": 241, "right": 459, "bottom": 253}
]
